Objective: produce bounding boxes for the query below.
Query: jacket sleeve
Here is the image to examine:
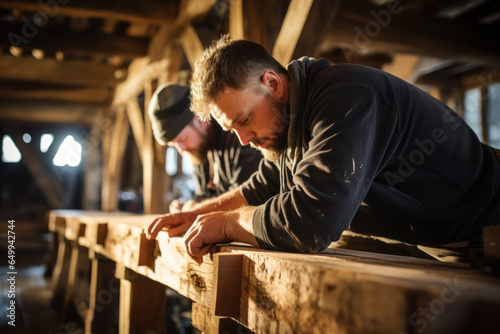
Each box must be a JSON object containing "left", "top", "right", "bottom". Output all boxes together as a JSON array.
[
  {"left": 240, "top": 159, "right": 281, "bottom": 205},
  {"left": 253, "top": 86, "right": 400, "bottom": 253}
]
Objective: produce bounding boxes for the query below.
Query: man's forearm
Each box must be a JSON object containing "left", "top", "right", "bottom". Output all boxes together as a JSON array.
[
  {"left": 226, "top": 206, "right": 259, "bottom": 247},
  {"left": 187, "top": 186, "right": 249, "bottom": 216}
]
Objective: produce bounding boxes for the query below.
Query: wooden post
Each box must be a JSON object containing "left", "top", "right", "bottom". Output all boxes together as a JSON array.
[
  {"left": 62, "top": 243, "right": 91, "bottom": 319},
  {"left": 210, "top": 253, "right": 243, "bottom": 318},
  {"left": 115, "top": 264, "right": 167, "bottom": 334},
  {"left": 51, "top": 235, "right": 72, "bottom": 311},
  {"left": 86, "top": 251, "right": 120, "bottom": 334}
]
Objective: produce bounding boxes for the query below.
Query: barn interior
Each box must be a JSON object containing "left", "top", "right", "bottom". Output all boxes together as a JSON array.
[{"left": 1, "top": 0, "right": 500, "bottom": 333}]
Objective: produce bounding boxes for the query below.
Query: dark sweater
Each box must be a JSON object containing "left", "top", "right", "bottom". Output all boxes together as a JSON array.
[
  {"left": 241, "top": 59, "right": 500, "bottom": 253},
  {"left": 193, "top": 121, "right": 262, "bottom": 198}
]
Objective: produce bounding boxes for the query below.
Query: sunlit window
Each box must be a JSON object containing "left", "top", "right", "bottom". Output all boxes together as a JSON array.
[
  {"left": 463, "top": 87, "right": 483, "bottom": 140},
  {"left": 488, "top": 83, "right": 500, "bottom": 148},
  {"left": 2, "top": 135, "right": 21, "bottom": 163},
  {"left": 165, "top": 146, "right": 178, "bottom": 175},
  {"left": 40, "top": 133, "right": 54, "bottom": 153},
  {"left": 52, "top": 135, "right": 82, "bottom": 167}
]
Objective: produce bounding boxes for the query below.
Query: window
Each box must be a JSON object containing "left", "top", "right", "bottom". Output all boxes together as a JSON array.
[
  {"left": 40, "top": 133, "right": 54, "bottom": 152},
  {"left": 52, "top": 135, "right": 82, "bottom": 167},
  {"left": 2, "top": 135, "right": 21, "bottom": 163},
  {"left": 487, "top": 83, "right": 500, "bottom": 148},
  {"left": 463, "top": 87, "right": 482, "bottom": 140},
  {"left": 165, "top": 146, "right": 178, "bottom": 175}
]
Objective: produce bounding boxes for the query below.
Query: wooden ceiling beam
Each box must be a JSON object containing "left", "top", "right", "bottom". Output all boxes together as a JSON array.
[
  {"left": 0, "top": 55, "right": 123, "bottom": 86},
  {"left": 272, "top": 0, "right": 315, "bottom": 66},
  {"left": 321, "top": 0, "right": 500, "bottom": 66},
  {"left": 0, "top": 85, "right": 113, "bottom": 104},
  {"left": 0, "top": 101, "right": 99, "bottom": 124},
  {"left": 1, "top": 23, "right": 149, "bottom": 57},
  {"left": 0, "top": 0, "right": 178, "bottom": 24}
]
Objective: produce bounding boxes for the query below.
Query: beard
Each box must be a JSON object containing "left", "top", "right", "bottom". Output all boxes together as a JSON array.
[
  {"left": 183, "top": 124, "right": 209, "bottom": 165},
  {"left": 184, "top": 148, "right": 207, "bottom": 165},
  {"left": 250, "top": 94, "right": 288, "bottom": 162}
]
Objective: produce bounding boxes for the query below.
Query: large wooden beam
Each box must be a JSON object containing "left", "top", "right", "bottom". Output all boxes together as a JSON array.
[
  {"left": 322, "top": 0, "right": 500, "bottom": 65},
  {"left": 0, "top": 55, "right": 123, "bottom": 86},
  {"left": 0, "top": 0, "right": 178, "bottom": 24},
  {"left": 0, "top": 101, "right": 99, "bottom": 124},
  {"left": 0, "top": 23, "right": 149, "bottom": 58},
  {"left": 272, "top": 0, "right": 315, "bottom": 65},
  {"left": 0, "top": 84, "right": 113, "bottom": 104}
]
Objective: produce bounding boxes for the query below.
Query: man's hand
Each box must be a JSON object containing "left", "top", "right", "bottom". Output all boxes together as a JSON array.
[
  {"left": 184, "top": 206, "right": 259, "bottom": 264},
  {"left": 183, "top": 211, "right": 231, "bottom": 264},
  {"left": 146, "top": 211, "right": 198, "bottom": 240}
]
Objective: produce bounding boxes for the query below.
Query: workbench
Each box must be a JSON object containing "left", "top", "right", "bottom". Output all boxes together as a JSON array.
[{"left": 47, "top": 210, "right": 500, "bottom": 334}]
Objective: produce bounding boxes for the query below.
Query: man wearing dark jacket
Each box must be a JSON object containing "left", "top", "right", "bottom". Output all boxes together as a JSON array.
[
  {"left": 147, "top": 36, "right": 500, "bottom": 263},
  {"left": 148, "top": 83, "right": 262, "bottom": 212}
]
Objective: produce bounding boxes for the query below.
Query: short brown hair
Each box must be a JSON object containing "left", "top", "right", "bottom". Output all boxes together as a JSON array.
[{"left": 190, "top": 34, "right": 287, "bottom": 121}]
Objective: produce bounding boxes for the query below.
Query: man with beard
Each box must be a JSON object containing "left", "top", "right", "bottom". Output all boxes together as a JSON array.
[
  {"left": 147, "top": 36, "right": 500, "bottom": 264},
  {"left": 148, "top": 83, "right": 262, "bottom": 212}
]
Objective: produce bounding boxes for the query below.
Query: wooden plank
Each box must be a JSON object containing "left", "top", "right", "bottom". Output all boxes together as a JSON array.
[
  {"left": 210, "top": 253, "right": 243, "bottom": 318},
  {"left": 0, "top": 55, "right": 123, "bottom": 86},
  {"left": 0, "top": 23, "right": 149, "bottom": 57},
  {"left": 0, "top": 101, "right": 99, "bottom": 124},
  {"left": 272, "top": 0, "right": 314, "bottom": 65},
  {"left": 0, "top": 0, "right": 178, "bottom": 24},
  {"left": 115, "top": 264, "right": 167, "bottom": 334},
  {"left": 484, "top": 226, "right": 500, "bottom": 259}
]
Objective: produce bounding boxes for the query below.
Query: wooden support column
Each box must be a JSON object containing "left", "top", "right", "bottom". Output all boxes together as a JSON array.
[
  {"left": 51, "top": 235, "right": 72, "bottom": 311},
  {"left": 86, "top": 251, "right": 120, "bottom": 334},
  {"left": 142, "top": 81, "right": 169, "bottom": 214},
  {"left": 62, "top": 243, "right": 91, "bottom": 320},
  {"left": 101, "top": 106, "right": 130, "bottom": 211},
  {"left": 82, "top": 108, "right": 105, "bottom": 210},
  {"left": 115, "top": 264, "right": 167, "bottom": 334}
]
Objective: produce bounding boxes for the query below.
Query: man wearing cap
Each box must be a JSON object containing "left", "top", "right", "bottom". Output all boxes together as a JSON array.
[{"left": 148, "top": 83, "right": 262, "bottom": 212}]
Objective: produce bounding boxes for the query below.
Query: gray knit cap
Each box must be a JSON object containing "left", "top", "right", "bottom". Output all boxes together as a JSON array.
[{"left": 148, "top": 83, "right": 193, "bottom": 145}]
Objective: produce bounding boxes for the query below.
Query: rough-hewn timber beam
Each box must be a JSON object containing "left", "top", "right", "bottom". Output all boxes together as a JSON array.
[
  {"left": 0, "top": 23, "right": 149, "bottom": 57},
  {"left": 0, "top": 84, "right": 113, "bottom": 104},
  {"left": 0, "top": 55, "right": 124, "bottom": 86},
  {"left": 0, "top": 101, "right": 99, "bottom": 124},
  {"left": 0, "top": 0, "right": 178, "bottom": 24},
  {"left": 321, "top": 0, "right": 500, "bottom": 65}
]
